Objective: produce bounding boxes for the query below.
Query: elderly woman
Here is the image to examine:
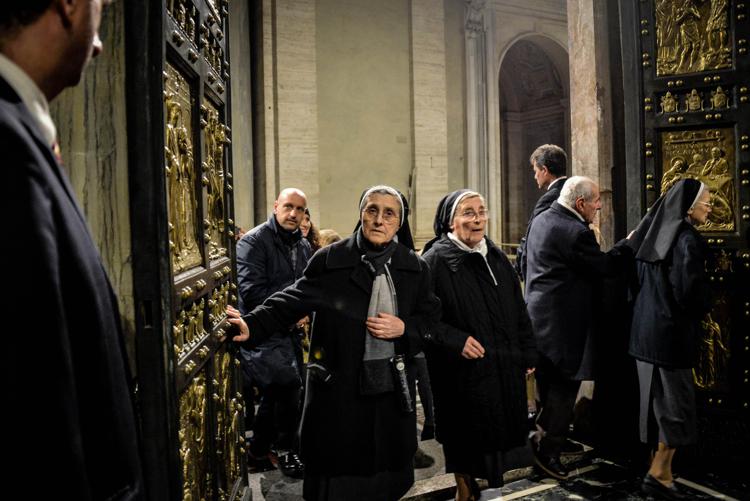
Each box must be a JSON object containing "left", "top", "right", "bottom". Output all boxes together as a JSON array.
[
  {"left": 228, "top": 185, "right": 440, "bottom": 501},
  {"left": 422, "top": 190, "right": 537, "bottom": 501},
  {"left": 628, "top": 178, "right": 713, "bottom": 499}
]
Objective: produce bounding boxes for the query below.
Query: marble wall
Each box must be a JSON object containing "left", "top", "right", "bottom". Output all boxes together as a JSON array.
[
  {"left": 49, "top": 2, "right": 136, "bottom": 366},
  {"left": 259, "top": 0, "right": 320, "bottom": 221},
  {"left": 316, "top": 0, "right": 413, "bottom": 235},
  {"left": 230, "top": 0, "right": 255, "bottom": 230},
  {"left": 411, "top": 0, "right": 450, "bottom": 246}
]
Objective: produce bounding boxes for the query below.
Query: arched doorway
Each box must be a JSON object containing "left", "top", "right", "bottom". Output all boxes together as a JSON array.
[{"left": 499, "top": 37, "right": 570, "bottom": 248}]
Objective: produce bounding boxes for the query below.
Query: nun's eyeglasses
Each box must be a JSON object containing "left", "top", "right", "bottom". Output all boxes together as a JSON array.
[
  {"left": 363, "top": 206, "right": 399, "bottom": 223},
  {"left": 696, "top": 201, "right": 713, "bottom": 208},
  {"left": 458, "top": 209, "right": 488, "bottom": 221}
]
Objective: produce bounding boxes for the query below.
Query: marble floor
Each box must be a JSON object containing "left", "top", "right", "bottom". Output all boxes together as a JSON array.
[
  {"left": 248, "top": 439, "right": 748, "bottom": 500},
  {"left": 247, "top": 399, "right": 749, "bottom": 500}
]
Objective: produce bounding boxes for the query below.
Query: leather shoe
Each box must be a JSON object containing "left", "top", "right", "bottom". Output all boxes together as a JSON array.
[
  {"left": 530, "top": 438, "right": 568, "bottom": 480},
  {"left": 277, "top": 452, "right": 305, "bottom": 479},
  {"left": 560, "top": 439, "right": 585, "bottom": 456},
  {"left": 641, "top": 473, "right": 687, "bottom": 500},
  {"left": 534, "top": 454, "right": 568, "bottom": 480}
]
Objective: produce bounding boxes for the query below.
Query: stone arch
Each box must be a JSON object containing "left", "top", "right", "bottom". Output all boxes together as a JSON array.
[{"left": 498, "top": 35, "right": 570, "bottom": 247}]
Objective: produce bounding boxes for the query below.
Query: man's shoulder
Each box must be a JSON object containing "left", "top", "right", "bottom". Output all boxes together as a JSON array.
[
  {"left": 237, "top": 220, "right": 274, "bottom": 253},
  {"left": 532, "top": 203, "right": 584, "bottom": 237}
]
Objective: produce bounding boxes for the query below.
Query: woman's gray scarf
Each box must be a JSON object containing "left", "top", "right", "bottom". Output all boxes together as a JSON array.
[{"left": 357, "top": 230, "right": 399, "bottom": 395}]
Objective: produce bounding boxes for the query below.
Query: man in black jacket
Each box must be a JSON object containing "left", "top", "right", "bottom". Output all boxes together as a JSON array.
[
  {"left": 1, "top": 1, "right": 144, "bottom": 499},
  {"left": 237, "top": 187, "right": 312, "bottom": 478},
  {"left": 525, "top": 176, "right": 631, "bottom": 480},
  {"left": 515, "top": 144, "right": 567, "bottom": 282}
]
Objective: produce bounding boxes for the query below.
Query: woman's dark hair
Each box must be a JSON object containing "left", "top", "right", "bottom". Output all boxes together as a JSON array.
[
  {"left": 0, "top": 1, "right": 52, "bottom": 33},
  {"left": 304, "top": 208, "right": 321, "bottom": 252}
]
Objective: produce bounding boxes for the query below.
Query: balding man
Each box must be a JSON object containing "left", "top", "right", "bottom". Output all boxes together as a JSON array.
[
  {"left": 1, "top": 1, "right": 144, "bottom": 498},
  {"left": 525, "top": 176, "right": 632, "bottom": 480},
  {"left": 237, "top": 188, "right": 312, "bottom": 478}
]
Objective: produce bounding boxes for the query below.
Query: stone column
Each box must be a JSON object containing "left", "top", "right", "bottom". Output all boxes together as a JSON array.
[
  {"left": 410, "top": 0, "right": 449, "bottom": 248},
  {"left": 229, "top": 0, "right": 255, "bottom": 227},
  {"left": 465, "top": 0, "right": 488, "bottom": 197},
  {"left": 567, "top": 0, "right": 615, "bottom": 249},
  {"left": 262, "top": 0, "right": 319, "bottom": 217}
]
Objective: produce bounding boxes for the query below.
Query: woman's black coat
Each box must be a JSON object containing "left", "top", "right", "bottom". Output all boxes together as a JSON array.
[
  {"left": 422, "top": 236, "right": 537, "bottom": 452},
  {"left": 629, "top": 222, "right": 712, "bottom": 368},
  {"left": 242, "top": 236, "right": 440, "bottom": 476}
]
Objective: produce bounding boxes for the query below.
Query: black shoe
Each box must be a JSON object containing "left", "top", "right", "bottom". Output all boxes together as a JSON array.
[
  {"left": 641, "top": 474, "right": 687, "bottom": 500},
  {"left": 560, "top": 439, "right": 585, "bottom": 456},
  {"left": 277, "top": 452, "right": 305, "bottom": 479},
  {"left": 420, "top": 423, "right": 435, "bottom": 441},
  {"left": 413, "top": 447, "right": 435, "bottom": 469},
  {"left": 530, "top": 438, "right": 568, "bottom": 480}
]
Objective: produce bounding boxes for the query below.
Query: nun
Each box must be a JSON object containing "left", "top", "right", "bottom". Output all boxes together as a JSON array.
[
  {"left": 628, "top": 178, "right": 713, "bottom": 500},
  {"left": 228, "top": 185, "right": 440, "bottom": 501},
  {"left": 422, "top": 190, "right": 537, "bottom": 501}
]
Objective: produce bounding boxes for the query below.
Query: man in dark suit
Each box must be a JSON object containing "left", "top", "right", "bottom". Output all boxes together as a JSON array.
[
  {"left": 515, "top": 144, "right": 567, "bottom": 282},
  {"left": 525, "top": 176, "right": 631, "bottom": 480},
  {"left": 1, "top": 1, "right": 144, "bottom": 499},
  {"left": 237, "top": 187, "right": 312, "bottom": 478}
]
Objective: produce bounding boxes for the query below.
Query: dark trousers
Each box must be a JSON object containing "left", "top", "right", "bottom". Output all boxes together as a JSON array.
[
  {"left": 535, "top": 356, "right": 579, "bottom": 458},
  {"left": 250, "top": 383, "right": 302, "bottom": 456}
]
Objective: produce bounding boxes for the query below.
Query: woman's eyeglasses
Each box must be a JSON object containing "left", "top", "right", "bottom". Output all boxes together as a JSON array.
[
  {"left": 458, "top": 209, "right": 488, "bottom": 221},
  {"left": 363, "top": 206, "right": 399, "bottom": 223}
]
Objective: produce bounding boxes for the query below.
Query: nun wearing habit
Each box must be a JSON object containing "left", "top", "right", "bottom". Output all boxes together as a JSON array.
[
  {"left": 422, "top": 190, "right": 537, "bottom": 500},
  {"left": 627, "top": 178, "right": 713, "bottom": 497},
  {"left": 228, "top": 185, "right": 440, "bottom": 501}
]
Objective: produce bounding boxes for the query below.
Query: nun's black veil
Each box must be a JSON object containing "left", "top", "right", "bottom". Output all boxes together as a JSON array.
[{"left": 627, "top": 178, "right": 703, "bottom": 263}]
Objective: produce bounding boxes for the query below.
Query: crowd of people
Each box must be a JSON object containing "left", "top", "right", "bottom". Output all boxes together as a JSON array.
[
  {"left": 3, "top": 2, "right": 713, "bottom": 499},
  {"left": 228, "top": 144, "right": 713, "bottom": 501}
]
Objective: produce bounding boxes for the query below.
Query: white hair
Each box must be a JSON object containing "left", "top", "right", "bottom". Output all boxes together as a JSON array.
[{"left": 558, "top": 176, "right": 597, "bottom": 206}]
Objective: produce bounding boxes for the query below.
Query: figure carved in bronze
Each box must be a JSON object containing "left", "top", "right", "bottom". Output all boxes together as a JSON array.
[
  {"left": 656, "top": 0, "right": 732, "bottom": 75},
  {"left": 685, "top": 88, "right": 703, "bottom": 111},
  {"left": 660, "top": 129, "right": 736, "bottom": 231},
  {"left": 661, "top": 91, "right": 678, "bottom": 113},
  {"left": 711, "top": 86, "right": 728, "bottom": 109},
  {"left": 165, "top": 66, "right": 202, "bottom": 273}
]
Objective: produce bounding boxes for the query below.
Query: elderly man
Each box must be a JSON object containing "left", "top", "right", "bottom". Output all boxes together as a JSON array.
[
  {"left": 237, "top": 187, "right": 312, "bottom": 478},
  {"left": 1, "top": 1, "right": 144, "bottom": 498},
  {"left": 525, "top": 176, "right": 631, "bottom": 480},
  {"left": 516, "top": 144, "right": 568, "bottom": 282}
]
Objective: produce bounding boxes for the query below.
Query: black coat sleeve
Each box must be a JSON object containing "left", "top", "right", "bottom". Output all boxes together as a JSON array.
[
  {"left": 422, "top": 254, "right": 472, "bottom": 356},
  {"left": 669, "top": 230, "right": 711, "bottom": 317},
  {"left": 242, "top": 249, "right": 326, "bottom": 347},
  {"left": 399, "top": 257, "right": 441, "bottom": 357},
  {"left": 236, "top": 232, "right": 273, "bottom": 311},
  {"left": 570, "top": 229, "right": 633, "bottom": 278}
]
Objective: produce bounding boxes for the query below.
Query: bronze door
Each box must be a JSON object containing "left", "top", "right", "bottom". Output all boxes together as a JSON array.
[
  {"left": 620, "top": 0, "right": 749, "bottom": 463},
  {"left": 126, "top": 1, "right": 248, "bottom": 499}
]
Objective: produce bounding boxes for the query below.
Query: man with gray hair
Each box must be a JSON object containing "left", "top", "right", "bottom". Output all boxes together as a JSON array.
[{"left": 524, "top": 176, "right": 632, "bottom": 480}]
